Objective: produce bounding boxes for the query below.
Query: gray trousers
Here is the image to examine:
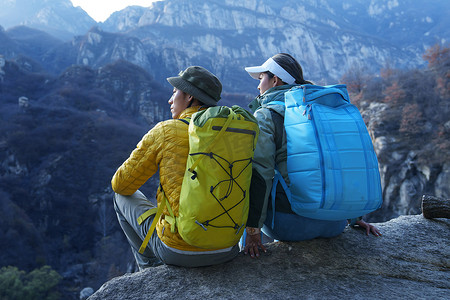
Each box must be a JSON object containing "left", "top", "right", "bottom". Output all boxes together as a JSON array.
[{"left": 113, "top": 191, "right": 239, "bottom": 269}]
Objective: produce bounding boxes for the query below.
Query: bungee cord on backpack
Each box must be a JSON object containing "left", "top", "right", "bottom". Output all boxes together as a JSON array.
[{"left": 189, "top": 152, "right": 253, "bottom": 232}]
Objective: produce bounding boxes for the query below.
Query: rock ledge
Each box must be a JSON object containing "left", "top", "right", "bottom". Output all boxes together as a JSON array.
[{"left": 89, "top": 215, "right": 449, "bottom": 299}]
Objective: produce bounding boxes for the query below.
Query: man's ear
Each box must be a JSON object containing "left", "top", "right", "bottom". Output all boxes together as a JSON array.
[{"left": 187, "top": 94, "right": 194, "bottom": 102}]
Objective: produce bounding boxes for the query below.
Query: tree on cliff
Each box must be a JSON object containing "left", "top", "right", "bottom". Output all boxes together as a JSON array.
[{"left": 342, "top": 44, "right": 450, "bottom": 165}]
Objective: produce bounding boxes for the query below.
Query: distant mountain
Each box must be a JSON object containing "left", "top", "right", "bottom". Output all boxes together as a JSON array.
[
  {"left": 1, "top": 0, "right": 448, "bottom": 94},
  {"left": 0, "top": 0, "right": 96, "bottom": 40},
  {"left": 99, "top": 0, "right": 450, "bottom": 92},
  {"left": 6, "top": 26, "right": 63, "bottom": 62},
  {"left": 0, "top": 26, "right": 18, "bottom": 57}
]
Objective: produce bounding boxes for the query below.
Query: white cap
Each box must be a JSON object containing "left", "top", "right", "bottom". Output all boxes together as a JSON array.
[{"left": 244, "top": 57, "right": 296, "bottom": 84}]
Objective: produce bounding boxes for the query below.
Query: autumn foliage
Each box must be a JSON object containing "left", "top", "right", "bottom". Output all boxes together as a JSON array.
[{"left": 342, "top": 44, "right": 450, "bottom": 165}]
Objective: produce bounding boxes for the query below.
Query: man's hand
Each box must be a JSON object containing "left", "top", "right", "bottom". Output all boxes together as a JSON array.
[{"left": 244, "top": 227, "right": 267, "bottom": 258}]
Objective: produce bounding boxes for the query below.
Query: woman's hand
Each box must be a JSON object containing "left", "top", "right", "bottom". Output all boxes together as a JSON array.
[
  {"left": 355, "top": 220, "right": 382, "bottom": 237},
  {"left": 244, "top": 227, "right": 267, "bottom": 258}
]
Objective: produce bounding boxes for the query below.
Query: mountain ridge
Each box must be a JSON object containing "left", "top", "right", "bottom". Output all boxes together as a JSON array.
[
  {"left": 1, "top": 0, "right": 448, "bottom": 92},
  {"left": 0, "top": 0, "right": 96, "bottom": 40}
]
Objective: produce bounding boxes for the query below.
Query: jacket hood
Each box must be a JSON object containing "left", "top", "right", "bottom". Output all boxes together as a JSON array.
[{"left": 248, "top": 84, "right": 297, "bottom": 113}]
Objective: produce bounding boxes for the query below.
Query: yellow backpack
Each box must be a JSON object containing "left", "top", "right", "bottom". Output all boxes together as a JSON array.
[
  {"left": 178, "top": 105, "right": 259, "bottom": 249},
  {"left": 138, "top": 105, "right": 259, "bottom": 253}
]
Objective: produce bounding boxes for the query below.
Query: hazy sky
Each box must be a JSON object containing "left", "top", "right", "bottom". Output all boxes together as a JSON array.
[{"left": 70, "top": 0, "right": 160, "bottom": 22}]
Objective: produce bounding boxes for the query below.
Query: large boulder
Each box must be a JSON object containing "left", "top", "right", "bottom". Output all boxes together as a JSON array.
[{"left": 89, "top": 215, "right": 449, "bottom": 299}]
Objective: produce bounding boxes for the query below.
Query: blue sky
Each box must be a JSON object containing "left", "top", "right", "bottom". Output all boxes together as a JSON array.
[{"left": 70, "top": 0, "right": 160, "bottom": 22}]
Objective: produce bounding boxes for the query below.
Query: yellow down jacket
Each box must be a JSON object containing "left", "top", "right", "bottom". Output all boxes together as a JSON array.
[{"left": 111, "top": 106, "right": 214, "bottom": 252}]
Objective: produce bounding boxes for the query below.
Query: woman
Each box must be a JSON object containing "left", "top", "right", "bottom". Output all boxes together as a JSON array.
[
  {"left": 112, "top": 66, "right": 240, "bottom": 269},
  {"left": 243, "top": 53, "right": 381, "bottom": 258}
]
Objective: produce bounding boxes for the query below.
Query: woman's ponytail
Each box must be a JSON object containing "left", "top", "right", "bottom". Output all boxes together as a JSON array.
[{"left": 272, "top": 53, "right": 312, "bottom": 85}]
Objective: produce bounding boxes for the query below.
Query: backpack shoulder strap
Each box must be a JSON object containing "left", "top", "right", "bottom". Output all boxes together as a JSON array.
[
  {"left": 268, "top": 108, "right": 284, "bottom": 151},
  {"left": 138, "top": 185, "right": 168, "bottom": 254},
  {"left": 267, "top": 100, "right": 285, "bottom": 106},
  {"left": 264, "top": 101, "right": 284, "bottom": 150},
  {"left": 178, "top": 118, "right": 190, "bottom": 125},
  {"left": 270, "top": 170, "right": 291, "bottom": 228},
  {"left": 266, "top": 103, "right": 290, "bottom": 228}
]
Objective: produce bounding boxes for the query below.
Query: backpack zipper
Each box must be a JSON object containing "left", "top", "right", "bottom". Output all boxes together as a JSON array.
[
  {"left": 303, "top": 104, "right": 312, "bottom": 119},
  {"left": 308, "top": 104, "right": 326, "bottom": 209}
]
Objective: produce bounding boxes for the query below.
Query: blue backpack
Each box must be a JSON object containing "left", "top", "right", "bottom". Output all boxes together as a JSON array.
[{"left": 269, "top": 84, "right": 382, "bottom": 221}]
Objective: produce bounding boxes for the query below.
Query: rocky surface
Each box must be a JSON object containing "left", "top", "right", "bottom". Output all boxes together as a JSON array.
[{"left": 89, "top": 215, "right": 450, "bottom": 299}]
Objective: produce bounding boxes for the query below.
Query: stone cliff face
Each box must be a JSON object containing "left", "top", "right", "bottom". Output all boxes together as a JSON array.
[
  {"left": 89, "top": 215, "right": 450, "bottom": 299},
  {"left": 75, "top": 27, "right": 151, "bottom": 72},
  {"left": 100, "top": 0, "right": 449, "bottom": 92},
  {"left": 376, "top": 149, "right": 449, "bottom": 221},
  {"left": 105, "top": 0, "right": 402, "bottom": 91},
  {"left": 361, "top": 100, "right": 449, "bottom": 222}
]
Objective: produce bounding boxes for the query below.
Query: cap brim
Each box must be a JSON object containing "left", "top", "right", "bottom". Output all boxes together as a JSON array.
[
  {"left": 245, "top": 57, "right": 296, "bottom": 84},
  {"left": 244, "top": 65, "right": 268, "bottom": 80},
  {"left": 167, "top": 76, "right": 218, "bottom": 106}
]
